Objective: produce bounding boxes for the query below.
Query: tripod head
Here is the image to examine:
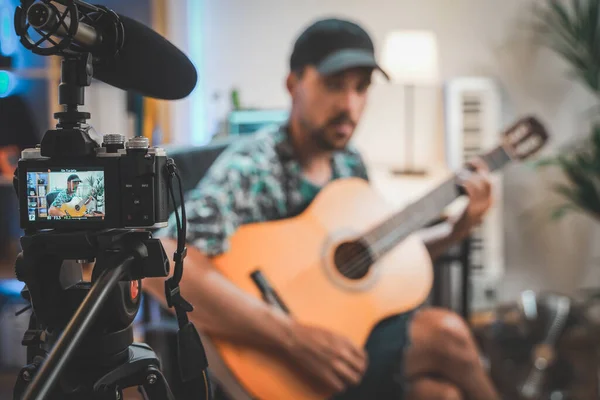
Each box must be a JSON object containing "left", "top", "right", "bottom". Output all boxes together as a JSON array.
[{"left": 15, "top": 230, "right": 169, "bottom": 335}]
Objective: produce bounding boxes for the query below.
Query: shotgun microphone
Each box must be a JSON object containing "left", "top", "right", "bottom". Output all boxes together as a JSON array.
[{"left": 16, "top": 0, "right": 197, "bottom": 100}]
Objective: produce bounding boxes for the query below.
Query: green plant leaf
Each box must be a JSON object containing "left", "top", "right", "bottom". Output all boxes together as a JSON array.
[
  {"left": 536, "top": 0, "right": 600, "bottom": 92},
  {"left": 535, "top": 0, "right": 600, "bottom": 219}
]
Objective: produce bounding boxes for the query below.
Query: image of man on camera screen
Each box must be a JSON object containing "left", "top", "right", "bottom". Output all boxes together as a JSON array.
[{"left": 48, "top": 172, "right": 105, "bottom": 219}]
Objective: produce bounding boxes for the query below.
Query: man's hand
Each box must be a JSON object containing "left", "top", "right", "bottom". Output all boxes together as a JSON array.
[
  {"left": 48, "top": 206, "right": 66, "bottom": 217},
  {"left": 419, "top": 157, "right": 494, "bottom": 261},
  {"left": 283, "top": 320, "right": 368, "bottom": 394},
  {"left": 452, "top": 157, "right": 493, "bottom": 237}
]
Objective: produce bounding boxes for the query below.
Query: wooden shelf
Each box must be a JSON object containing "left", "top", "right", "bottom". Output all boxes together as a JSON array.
[
  {"left": 0, "top": 265, "right": 16, "bottom": 280},
  {"left": 0, "top": 237, "right": 18, "bottom": 280},
  {"left": 1, "top": 68, "right": 53, "bottom": 79}
]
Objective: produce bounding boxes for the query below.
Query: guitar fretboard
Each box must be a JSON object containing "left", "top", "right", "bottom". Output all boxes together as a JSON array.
[{"left": 362, "top": 145, "right": 511, "bottom": 260}]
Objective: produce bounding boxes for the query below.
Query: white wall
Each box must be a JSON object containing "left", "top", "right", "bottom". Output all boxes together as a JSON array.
[
  {"left": 84, "top": 81, "right": 132, "bottom": 139},
  {"left": 165, "top": 0, "right": 193, "bottom": 145},
  {"left": 171, "top": 0, "right": 600, "bottom": 303}
]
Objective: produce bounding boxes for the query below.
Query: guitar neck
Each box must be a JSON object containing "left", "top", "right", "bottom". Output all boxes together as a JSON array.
[{"left": 362, "top": 144, "right": 512, "bottom": 260}]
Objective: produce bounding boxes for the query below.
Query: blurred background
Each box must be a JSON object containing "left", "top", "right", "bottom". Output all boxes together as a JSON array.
[{"left": 3, "top": 0, "right": 600, "bottom": 398}]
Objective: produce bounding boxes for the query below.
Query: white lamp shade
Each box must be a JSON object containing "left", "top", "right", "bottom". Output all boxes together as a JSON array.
[{"left": 380, "top": 30, "right": 440, "bottom": 85}]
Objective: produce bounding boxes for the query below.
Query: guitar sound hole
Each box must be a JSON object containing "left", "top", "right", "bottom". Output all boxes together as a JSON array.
[{"left": 333, "top": 240, "right": 374, "bottom": 280}]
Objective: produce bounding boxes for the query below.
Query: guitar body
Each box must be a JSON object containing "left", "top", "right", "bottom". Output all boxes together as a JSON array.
[
  {"left": 60, "top": 197, "right": 88, "bottom": 217},
  {"left": 210, "top": 177, "right": 434, "bottom": 400}
]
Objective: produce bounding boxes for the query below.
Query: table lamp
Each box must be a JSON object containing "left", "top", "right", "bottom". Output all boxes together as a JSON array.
[{"left": 381, "top": 30, "right": 440, "bottom": 175}]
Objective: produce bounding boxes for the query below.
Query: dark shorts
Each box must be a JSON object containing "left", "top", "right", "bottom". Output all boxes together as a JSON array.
[{"left": 331, "top": 310, "right": 415, "bottom": 400}]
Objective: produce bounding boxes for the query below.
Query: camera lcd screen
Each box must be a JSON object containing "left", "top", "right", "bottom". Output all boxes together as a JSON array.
[{"left": 26, "top": 168, "right": 105, "bottom": 222}]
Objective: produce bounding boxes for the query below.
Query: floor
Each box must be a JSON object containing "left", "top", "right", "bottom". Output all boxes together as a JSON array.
[{"left": 1, "top": 370, "right": 147, "bottom": 399}]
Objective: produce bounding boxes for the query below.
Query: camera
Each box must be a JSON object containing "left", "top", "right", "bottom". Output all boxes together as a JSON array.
[{"left": 17, "top": 133, "right": 169, "bottom": 231}]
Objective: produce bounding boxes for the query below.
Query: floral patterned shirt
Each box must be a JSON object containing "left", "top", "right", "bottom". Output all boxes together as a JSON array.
[{"left": 159, "top": 123, "right": 369, "bottom": 256}]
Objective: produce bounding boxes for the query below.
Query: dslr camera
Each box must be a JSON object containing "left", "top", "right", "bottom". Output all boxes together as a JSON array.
[{"left": 17, "top": 132, "right": 169, "bottom": 231}]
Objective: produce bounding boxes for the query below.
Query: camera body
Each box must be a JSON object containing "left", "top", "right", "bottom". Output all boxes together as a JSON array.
[{"left": 17, "top": 133, "right": 169, "bottom": 231}]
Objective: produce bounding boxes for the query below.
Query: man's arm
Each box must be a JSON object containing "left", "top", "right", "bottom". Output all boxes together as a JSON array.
[
  {"left": 144, "top": 238, "right": 296, "bottom": 352},
  {"left": 420, "top": 213, "right": 475, "bottom": 261},
  {"left": 48, "top": 206, "right": 65, "bottom": 217},
  {"left": 420, "top": 158, "right": 493, "bottom": 261},
  {"left": 143, "top": 239, "right": 366, "bottom": 393},
  {"left": 48, "top": 192, "right": 67, "bottom": 217}
]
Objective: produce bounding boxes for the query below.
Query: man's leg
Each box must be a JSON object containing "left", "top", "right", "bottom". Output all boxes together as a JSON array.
[
  {"left": 332, "top": 312, "right": 413, "bottom": 400},
  {"left": 403, "top": 308, "right": 499, "bottom": 400},
  {"left": 406, "top": 378, "right": 463, "bottom": 400}
]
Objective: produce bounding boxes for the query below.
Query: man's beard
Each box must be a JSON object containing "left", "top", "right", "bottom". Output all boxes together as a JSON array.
[
  {"left": 311, "top": 128, "right": 338, "bottom": 151},
  {"left": 308, "top": 112, "right": 356, "bottom": 151}
]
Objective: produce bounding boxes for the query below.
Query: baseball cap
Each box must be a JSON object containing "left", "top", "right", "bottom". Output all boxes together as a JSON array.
[
  {"left": 290, "top": 18, "right": 389, "bottom": 80},
  {"left": 67, "top": 174, "right": 81, "bottom": 182}
]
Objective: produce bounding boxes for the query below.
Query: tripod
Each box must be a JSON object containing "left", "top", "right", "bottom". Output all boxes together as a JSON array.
[
  {"left": 12, "top": 229, "right": 183, "bottom": 399},
  {"left": 11, "top": 2, "right": 211, "bottom": 398}
]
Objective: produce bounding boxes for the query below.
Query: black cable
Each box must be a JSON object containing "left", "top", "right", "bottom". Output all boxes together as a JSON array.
[
  {"left": 173, "top": 169, "right": 186, "bottom": 283},
  {"left": 162, "top": 158, "right": 211, "bottom": 399},
  {"left": 166, "top": 161, "right": 187, "bottom": 293}
]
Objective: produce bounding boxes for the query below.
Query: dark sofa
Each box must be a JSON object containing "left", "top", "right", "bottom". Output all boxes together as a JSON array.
[{"left": 162, "top": 137, "right": 236, "bottom": 215}]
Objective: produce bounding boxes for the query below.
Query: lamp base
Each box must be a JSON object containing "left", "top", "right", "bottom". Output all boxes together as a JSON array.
[{"left": 390, "top": 167, "right": 428, "bottom": 176}]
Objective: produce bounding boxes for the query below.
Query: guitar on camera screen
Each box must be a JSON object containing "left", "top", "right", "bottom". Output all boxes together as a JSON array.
[{"left": 26, "top": 168, "right": 105, "bottom": 222}]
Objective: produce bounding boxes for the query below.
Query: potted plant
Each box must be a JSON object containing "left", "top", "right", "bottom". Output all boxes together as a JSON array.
[
  {"left": 534, "top": 0, "right": 600, "bottom": 221},
  {"left": 85, "top": 174, "right": 104, "bottom": 211}
]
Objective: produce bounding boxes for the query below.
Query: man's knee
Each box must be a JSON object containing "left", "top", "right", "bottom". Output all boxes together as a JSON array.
[
  {"left": 434, "top": 385, "right": 463, "bottom": 400},
  {"left": 406, "top": 377, "right": 464, "bottom": 400},
  {"left": 410, "top": 308, "right": 480, "bottom": 374},
  {"left": 438, "top": 385, "right": 463, "bottom": 400}
]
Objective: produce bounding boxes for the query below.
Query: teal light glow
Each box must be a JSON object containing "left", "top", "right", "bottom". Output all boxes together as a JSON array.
[
  {"left": 187, "top": 0, "right": 207, "bottom": 145},
  {"left": 0, "top": 70, "right": 16, "bottom": 98},
  {"left": 0, "top": 0, "right": 17, "bottom": 56},
  {"left": 0, "top": 279, "right": 24, "bottom": 297},
  {"left": 0, "top": 70, "right": 15, "bottom": 97}
]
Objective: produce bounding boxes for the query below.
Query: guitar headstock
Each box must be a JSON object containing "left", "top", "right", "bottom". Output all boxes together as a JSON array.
[{"left": 502, "top": 116, "right": 549, "bottom": 160}]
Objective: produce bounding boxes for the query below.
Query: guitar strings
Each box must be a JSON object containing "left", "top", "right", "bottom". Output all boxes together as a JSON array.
[
  {"left": 335, "top": 214, "right": 423, "bottom": 279},
  {"left": 336, "top": 225, "right": 412, "bottom": 279},
  {"left": 336, "top": 145, "right": 516, "bottom": 278},
  {"left": 336, "top": 178, "right": 460, "bottom": 279},
  {"left": 335, "top": 169, "right": 487, "bottom": 277}
]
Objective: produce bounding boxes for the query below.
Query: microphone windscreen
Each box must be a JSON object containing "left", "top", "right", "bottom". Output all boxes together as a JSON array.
[{"left": 93, "top": 14, "right": 198, "bottom": 100}]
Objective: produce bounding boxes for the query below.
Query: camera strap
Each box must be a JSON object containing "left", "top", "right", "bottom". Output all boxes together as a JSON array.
[{"left": 164, "top": 159, "right": 212, "bottom": 400}]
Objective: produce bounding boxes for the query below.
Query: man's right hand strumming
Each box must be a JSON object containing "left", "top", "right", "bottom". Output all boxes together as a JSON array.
[
  {"left": 142, "top": 238, "right": 368, "bottom": 395},
  {"left": 282, "top": 320, "right": 368, "bottom": 393},
  {"left": 48, "top": 205, "right": 66, "bottom": 217}
]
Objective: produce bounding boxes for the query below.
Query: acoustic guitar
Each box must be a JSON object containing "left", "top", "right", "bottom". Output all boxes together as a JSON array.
[
  {"left": 60, "top": 189, "right": 96, "bottom": 217},
  {"left": 199, "top": 116, "right": 549, "bottom": 400}
]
